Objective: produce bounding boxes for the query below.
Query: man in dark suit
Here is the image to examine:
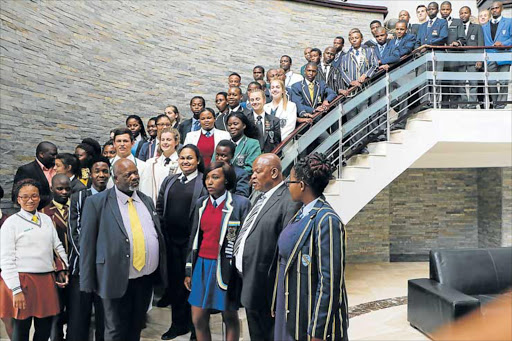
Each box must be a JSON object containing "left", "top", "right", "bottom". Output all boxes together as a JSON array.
[
  {"left": 458, "top": 6, "right": 485, "bottom": 109},
  {"left": 234, "top": 154, "right": 301, "bottom": 341},
  {"left": 214, "top": 92, "right": 229, "bottom": 131},
  {"left": 441, "top": 1, "right": 467, "bottom": 108},
  {"left": 80, "top": 158, "right": 167, "bottom": 341},
  {"left": 247, "top": 89, "right": 281, "bottom": 153},
  {"left": 364, "top": 20, "right": 382, "bottom": 47},
  {"left": 178, "top": 96, "right": 205, "bottom": 144},
  {"left": 67, "top": 157, "right": 110, "bottom": 341},
  {"left": 12, "top": 141, "right": 57, "bottom": 209}
]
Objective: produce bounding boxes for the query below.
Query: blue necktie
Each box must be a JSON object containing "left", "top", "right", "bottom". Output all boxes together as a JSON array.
[
  {"left": 193, "top": 120, "right": 200, "bottom": 131},
  {"left": 205, "top": 131, "right": 211, "bottom": 137},
  {"left": 213, "top": 200, "right": 217, "bottom": 208},
  {"left": 355, "top": 50, "right": 360, "bottom": 56}
]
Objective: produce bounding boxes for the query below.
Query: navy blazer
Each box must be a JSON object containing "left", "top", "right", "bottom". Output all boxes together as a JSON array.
[
  {"left": 68, "top": 188, "right": 95, "bottom": 276},
  {"left": 178, "top": 117, "right": 198, "bottom": 144},
  {"left": 79, "top": 188, "right": 167, "bottom": 299},
  {"left": 291, "top": 79, "right": 337, "bottom": 117},
  {"left": 271, "top": 197, "right": 348, "bottom": 340},
  {"left": 390, "top": 33, "right": 417, "bottom": 57},
  {"left": 374, "top": 42, "right": 401, "bottom": 65},
  {"left": 138, "top": 139, "right": 157, "bottom": 162},
  {"left": 246, "top": 111, "right": 282, "bottom": 153},
  {"left": 331, "top": 51, "right": 345, "bottom": 69},
  {"left": 185, "top": 192, "right": 251, "bottom": 294},
  {"left": 12, "top": 160, "right": 52, "bottom": 210},
  {"left": 415, "top": 18, "right": 449, "bottom": 47}
]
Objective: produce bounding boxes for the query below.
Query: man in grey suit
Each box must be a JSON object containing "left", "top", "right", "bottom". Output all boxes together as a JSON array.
[
  {"left": 80, "top": 159, "right": 167, "bottom": 341},
  {"left": 399, "top": 10, "right": 420, "bottom": 36},
  {"left": 458, "top": 6, "right": 485, "bottom": 108},
  {"left": 441, "top": 1, "right": 467, "bottom": 108},
  {"left": 234, "top": 154, "right": 301, "bottom": 341}
]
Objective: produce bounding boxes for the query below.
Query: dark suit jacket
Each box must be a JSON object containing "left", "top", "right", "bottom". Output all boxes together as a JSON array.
[
  {"left": 374, "top": 42, "right": 401, "bottom": 65},
  {"left": 215, "top": 111, "right": 229, "bottom": 131},
  {"left": 138, "top": 139, "right": 157, "bottom": 162},
  {"left": 185, "top": 192, "right": 251, "bottom": 298},
  {"left": 391, "top": 33, "right": 417, "bottom": 57},
  {"left": 409, "top": 23, "right": 420, "bottom": 36},
  {"left": 240, "top": 184, "right": 300, "bottom": 310},
  {"left": 465, "top": 22, "right": 485, "bottom": 48},
  {"left": 246, "top": 111, "right": 282, "bottom": 153},
  {"left": 233, "top": 166, "right": 250, "bottom": 198},
  {"left": 291, "top": 80, "right": 337, "bottom": 117},
  {"left": 415, "top": 18, "right": 449, "bottom": 47},
  {"left": 12, "top": 160, "right": 52, "bottom": 209},
  {"left": 79, "top": 188, "right": 167, "bottom": 299},
  {"left": 331, "top": 51, "right": 345, "bottom": 70},
  {"left": 68, "top": 188, "right": 95, "bottom": 275},
  {"left": 271, "top": 197, "right": 348, "bottom": 341},
  {"left": 446, "top": 18, "right": 466, "bottom": 45}
]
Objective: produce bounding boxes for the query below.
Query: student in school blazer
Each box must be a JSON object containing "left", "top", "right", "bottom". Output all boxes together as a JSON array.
[
  {"left": 185, "top": 191, "right": 251, "bottom": 298},
  {"left": 291, "top": 79, "right": 337, "bottom": 117},
  {"left": 391, "top": 33, "right": 417, "bottom": 57},
  {"left": 271, "top": 197, "right": 348, "bottom": 341},
  {"left": 415, "top": 18, "right": 449, "bottom": 47},
  {"left": 245, "top": 112, "right": 282, "bottom": 153},
  {"left": 374, "top": 41, "right": 401, "bottom": 65},
  {"left": 482, "top": 16, "right": 512, "bottom": 65},
  {"left": 263, "top": 100, "right": 297, "bottom": 140},
  {"left": 183, "top": 128, "right": 231, "bottom": 147},
  {"left": 340, "top": 46, "right": 380, "bottom": 89}
]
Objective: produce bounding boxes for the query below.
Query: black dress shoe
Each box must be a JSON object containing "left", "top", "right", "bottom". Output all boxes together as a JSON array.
[{"left": 162, "top": 325, "right": 190, "bottom": 340}]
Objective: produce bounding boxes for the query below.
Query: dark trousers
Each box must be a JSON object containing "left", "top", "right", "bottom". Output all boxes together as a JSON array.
[
  {"left": 12, "top": 316, "right": 53, "bottom": 341},
  {"left": 102, "top": 275, "right": 153, "bottom": 341},
  {"left": 67, "top": 275, "right": 105, "bottom": 341},
  {"left": 246, "top": 308, "right": 274, "bottom": 341},
  {"left": 168, "top": 245, "right": 193, "bottom": 330},
  {"left": 50, "top": 287, "right": 67, "bottom": 341}
]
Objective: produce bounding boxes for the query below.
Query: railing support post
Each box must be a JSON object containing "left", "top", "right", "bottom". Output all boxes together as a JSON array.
[
  {"left": 339, "top": 104, "right": 344, "bottom": 178},
  {"left": 385, "top": 71, "right": 391, "bottom": 140},
  {"left": 432, "top": 50, "right": 438, "bottom": 109},
  {"left": 484, "top": 49, "right": 490, "bottom": 110}
]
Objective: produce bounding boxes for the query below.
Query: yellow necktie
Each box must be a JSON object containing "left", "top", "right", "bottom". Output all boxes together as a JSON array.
[
  {"left": 308, "top": 83, "right": 315, "bottom": 100},
  {"left": 32, "top": 215, "right": 39, "bottom": 223},
  {"left": 127, "top": 198, "right": 145, "bottom": 271}
]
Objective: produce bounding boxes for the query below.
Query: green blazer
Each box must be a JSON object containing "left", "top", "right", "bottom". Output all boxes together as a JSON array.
[{"left": 230, "top": 135, "right": 261, "bottom": 174}]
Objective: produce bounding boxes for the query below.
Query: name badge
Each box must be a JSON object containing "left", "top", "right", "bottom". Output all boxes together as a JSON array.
[
  {"left": 432, "top": 30, "right": 438, "bottom": 36},
  {"left": 470, "top": 34, "right": 476, "bottom": 41}
]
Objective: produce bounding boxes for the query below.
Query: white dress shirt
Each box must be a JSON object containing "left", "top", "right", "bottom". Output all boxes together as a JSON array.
[{"left": 285, "top": 71, "right": 304, "bottom": 87}]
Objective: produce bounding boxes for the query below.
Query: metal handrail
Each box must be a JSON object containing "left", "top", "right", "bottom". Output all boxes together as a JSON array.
[{"left": 272, "top": 45, "right": 512, "bottom": 173}]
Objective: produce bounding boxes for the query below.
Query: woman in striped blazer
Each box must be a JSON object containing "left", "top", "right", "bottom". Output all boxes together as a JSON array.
[{"left": 272, "top": 153, "right": 348, "bottom": 341}]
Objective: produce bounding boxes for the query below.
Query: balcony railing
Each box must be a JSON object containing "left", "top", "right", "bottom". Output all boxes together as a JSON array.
[{"left": 273, "top": 45, "right": 512, "bottom": 176}]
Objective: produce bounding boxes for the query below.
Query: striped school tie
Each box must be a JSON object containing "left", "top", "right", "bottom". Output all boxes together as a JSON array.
[{"left": 233, "top": 194, "right": 266, "bottom": 256}]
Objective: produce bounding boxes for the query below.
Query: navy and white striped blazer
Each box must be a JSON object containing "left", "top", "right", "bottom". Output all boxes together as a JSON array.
[
  {"left": 340, "top": 46, "right": 379, "bottom": 88},
  {"left": 272, "top": 197, "right": 348, "bottom": 341}
]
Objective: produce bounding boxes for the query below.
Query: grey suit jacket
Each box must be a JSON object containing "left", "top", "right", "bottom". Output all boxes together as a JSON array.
[
  {"left": 80, "top": 187, "right": 167, "bottom": 299},
  {"left": 239, "top": 183, "right": 301, "bottom": 310},
  {"left": 447, "top": 18, "right": 466, "bottom": 45}
]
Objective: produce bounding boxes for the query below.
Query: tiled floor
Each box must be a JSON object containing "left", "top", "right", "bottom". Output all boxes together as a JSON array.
[{"left": 0, "top": 262, "right": 430, "bottom": 341}]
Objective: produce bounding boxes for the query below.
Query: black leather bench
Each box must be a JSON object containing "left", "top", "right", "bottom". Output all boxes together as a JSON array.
[{"left": 407, "top": 247, "right": 512, "bottom": 336}]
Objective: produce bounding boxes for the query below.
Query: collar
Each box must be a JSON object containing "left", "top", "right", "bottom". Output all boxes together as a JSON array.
[
  {"left": 301, "top": 197, "right": 320, "bottom": 217},
  {"left": 321, "top": 61, "right": 330, "bottom": 68},
  {"left": 210, "top": 191, "right": 227, "bottom": 206},
  {"left": 159, "top": 152, "right": 178, "bottom": 162},
  {"left": 192, "top": 116, "right": 199, "bottom": 122},
  {"left": 115, "top": 186, "right": 141, "bottom": 205},
  {"left": 446, "top": 16, "right": 452, "bottom": 22},
  {"left": 351, "top": 47, "right": 362, "bottom": 53},
  {"left": 90, "top": 186, "right": 100, "bottom": 195},
  {"left": 263, "top": 181, "right": 284, "bottom": 197},
  {"left": 112, "top": 153, "right": 136, "bottom": 165},
  {"left": 305, "top": 79, "right": 315, "bottom": 86},
  {"left": 19, "top": 208, "right": 39, "bottom": 220},
  {"left": 378, "top": 42, "right": 387, "bottom": 48},
  {"left": 230, "top": 105, "right": 241, "bottom": 112},
  {"left": 285, "top": 70, "right": 294, "bottom": 77},
  {"left": 179, "top": 169, "right": 198, "bottom": 183},
  {"left": 429, "top": 17, "right": 438, "bottom": 24},
  {"left": 36, "top": 158, "right": 51, "bottom": 171},
  {"left": 492, "top": 16, "right": 502, "bottom": 23},
  {"left": 134, "top": 134, "right": 142, "bottom": 143},
  {"left": 53, "top": 199, "right": 70, "bottom": 210},
  {"left": 201, "top": 128, "right": 214, "bottom": 135},
  {"left": 253, "top": 110, "right": 265, "bottom": 119},
  {"left": 70, "top": 175, "right": 75, "bottom": 181},
  {"left": 231, "top": 135, "right": 246, "bottom": 146}
]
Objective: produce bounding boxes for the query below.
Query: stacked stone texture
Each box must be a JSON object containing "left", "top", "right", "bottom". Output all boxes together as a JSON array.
[
  {"left": 0, "top": 0, "right": 380, "bottom": 206},
  {"left": 346, "top": 168, "right": 512, "bottom": 262}
]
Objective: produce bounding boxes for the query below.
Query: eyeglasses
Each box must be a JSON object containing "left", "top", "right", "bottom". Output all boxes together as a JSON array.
[
  {"left": 284, "top": 180, "right": 301, "bottom": 187},
  {"left": 18, "top": 194, "right": 40, "bottom": 201}
]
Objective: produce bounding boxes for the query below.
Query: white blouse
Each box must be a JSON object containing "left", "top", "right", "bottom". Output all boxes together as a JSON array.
[{"left": 264, "top": 100, "right": 298, "bottom": 139}]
